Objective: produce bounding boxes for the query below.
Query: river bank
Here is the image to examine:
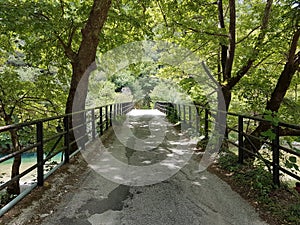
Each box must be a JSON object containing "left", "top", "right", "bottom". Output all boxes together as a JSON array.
[{"left": 0, "top": 154, "right": 63, "bottom": 192}]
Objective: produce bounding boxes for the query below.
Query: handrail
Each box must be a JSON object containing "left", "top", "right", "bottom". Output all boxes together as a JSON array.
[
  {"left": 155, "top": 101, "right": 300, "bottom": 186},
  {"left": 0, "top": 101, "right": 134, "bottom": 217}
]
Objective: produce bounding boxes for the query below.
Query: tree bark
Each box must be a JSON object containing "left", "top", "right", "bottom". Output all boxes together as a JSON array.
[
  {"left": 6, "top": 129, "right": 21, "bottom": 195},
  {"left": 216, "top": 0, "right": 273, "bottom": 111},
  {"left": 244, "top": 28, "right": 300, "bottom": 157},
  {"left": 63, "top": 0, "right": 111, "bottom": 151},
  {"left": 217, "top": 0, "right": 228, "bottom": 78},
  {"left": 226, "top": 0, "right": 273, "bottom": 90},
  {"left": 3, "top": 114, "right": 21, "bottom": 195},
  {"left": 65, "top": 0, "right": 112, "bottom": 115},
  {"left": 224, "top": 0, "right": 236, "bottom": 81}
]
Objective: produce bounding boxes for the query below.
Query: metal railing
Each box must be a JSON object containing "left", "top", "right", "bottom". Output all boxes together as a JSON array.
[
  {"left": 155, "top": 101, "right": 300, "bottom": 186},
  {"left": 0, "top": 102, "right": 133, "bottom": 216}
]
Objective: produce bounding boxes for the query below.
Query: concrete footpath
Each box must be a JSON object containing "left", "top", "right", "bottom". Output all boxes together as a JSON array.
[
  {"left": 39, "top": 159, "right": 268, "bottom": 225},
  {"left": 6, "top": 110, "right": 269, "bottom": 225}
]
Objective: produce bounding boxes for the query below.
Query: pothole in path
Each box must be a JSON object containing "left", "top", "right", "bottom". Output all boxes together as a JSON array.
[{"left": 78, "top": 185, "right": 131, "bottom": 215}]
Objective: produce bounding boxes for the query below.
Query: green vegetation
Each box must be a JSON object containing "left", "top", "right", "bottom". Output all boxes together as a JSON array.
[
  {"left": 0, "top": 0, "right": 299, "bottom": 216},
  {"left": 219, "top": 152, "right": 300, "bottom": 225}
]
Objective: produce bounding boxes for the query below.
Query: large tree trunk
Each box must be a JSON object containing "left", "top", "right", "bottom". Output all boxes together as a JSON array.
[
  {"left": 5, "top": 116, "right": 21, "bottom": 195},
  {"left": 65, "top": 0, "right": 112, "bottom": 114},
  {"left": 63, "top": 0, "right": 111, "bottom": 152},
  {"left": 216, "top": 0, "right": 273, "bottom": 151},
  {"left": 244, "top": 28, "right": 300, "bottom": 157},
  {"left": 217, "top": 0, "right": 228, "bottom": 79},
  {"left": 222, "top": 86, "right": 232, "bottom": 111}
]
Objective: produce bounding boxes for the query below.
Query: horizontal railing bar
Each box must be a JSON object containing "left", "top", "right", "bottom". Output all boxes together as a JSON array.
[
  {"left": 0, "top": 143, "right": 40, "bottom": 164},
  {"left": 243, "top": 132, "right": 270, "bottom": 144},
  {"left": 157, "top": 101, "right": 300, "bottom": 130},
  {"left": 0, "top": 102, "right": 134, "bottom": 217},
  {"left": 0, "top": 164, "right": 37, "bottom": 191},
  {"left": 279, "top": 145, "right": 300, "bottom": 157},
  {"left": 0, "top": 102, "right": 133, "bottom": 133},
  {"left": 43, "top": 132, "right": 65, "bottom": 144},
  {"left": 279, "top": 166, "right": 300, "bottom": 180}
]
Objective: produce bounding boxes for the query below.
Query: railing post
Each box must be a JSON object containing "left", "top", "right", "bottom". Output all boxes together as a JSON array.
[
  {"left": 82, "top": 111, "right": 86, "bottom": 150},
  {"left": 238, "top": 115, "right": 244, "bottom": 164},
  {"left": 204, "top": 108, "right": 209, "bottom": 140},
  {"left": 109, "top": 104, "right": 113, "bottom": 127},
  {"left": 178, "top": 105, "right": 181, "bottom": 121},
  {"left": 183, "top": 105, "right": 186, "bottom": 123},
  {"left": 272, "top": 125, "right": 280, "bottom": 186},
  {"left": 100, "top": 107, "right": 103, "bottom": 135},
  {"left": 165, "top": 103, "right": 168, "bottom": 114},
  {"left": 188, "top": 106, "right": 192, "bottom": 127},
  {"left": 91, "top": 109, "right": 96, "bottom": 140},
  {"left": 113, "top": 104, "right": 116, "bottom": 119},
  {"left": 196, "top": 107, "right": 200, "bottom": 135},
  {"left": 64, "top": 115, "right": 70, "bottom": 164},
  {"left": 166, "top": 103, "right": 170, "bottom": 117},
  {"left": 105, "top": 105, "right": 109, "bottom": 130},
  {"left": 36, "top": 121, "right": 44, "bottom": 186}
]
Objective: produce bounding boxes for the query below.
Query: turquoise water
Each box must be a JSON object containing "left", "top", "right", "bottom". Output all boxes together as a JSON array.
[{"left": 0, "top": 152, "right": 63, "bottom": 165}]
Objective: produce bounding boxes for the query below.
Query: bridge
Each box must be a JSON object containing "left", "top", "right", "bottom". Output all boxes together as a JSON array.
[{"left": 0, "top": 102, "right": 300, "bottom": 224}]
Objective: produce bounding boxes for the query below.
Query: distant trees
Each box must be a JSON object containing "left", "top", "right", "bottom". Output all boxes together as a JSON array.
[{"left": 0, "top": 62, "right": 65, "bottom": 194}]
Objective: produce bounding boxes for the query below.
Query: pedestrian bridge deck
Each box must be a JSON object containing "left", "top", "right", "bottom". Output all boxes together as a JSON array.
[{"left": 2, "top": 109, "right": 267, "bottom": 225}]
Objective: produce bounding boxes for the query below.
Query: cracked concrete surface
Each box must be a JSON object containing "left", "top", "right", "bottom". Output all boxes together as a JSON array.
[
  {"left": 38, "top": 158, "right": 268, "bottom": 225},
  {"left": 7, "top": 110, "right": 269, "bottom": 225}
]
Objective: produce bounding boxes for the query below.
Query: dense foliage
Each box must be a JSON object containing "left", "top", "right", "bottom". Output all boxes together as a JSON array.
[{"left": 0, "top": 0, "right": 299, "bottom": 195}]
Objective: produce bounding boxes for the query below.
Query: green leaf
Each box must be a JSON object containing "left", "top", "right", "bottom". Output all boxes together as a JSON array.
[
  {"left": 261, "top": 129, "right": 276, "bottom": 140},
  {"left": 285, "top": 161, "right": 294, "bottom": 169},
  {"left": 289, "top": 156, "right": 297, "bottom": 163}
]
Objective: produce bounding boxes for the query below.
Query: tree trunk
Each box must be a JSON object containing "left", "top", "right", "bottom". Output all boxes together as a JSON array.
[
  {"left": 244, "top": 28, "right": 300, "bottom": 158},
  {"left": 217, "top": 0, "right": 228, "bottom": 79},
  {"left": 6, "top": 120, "right": 21, "bottom": 195},
  {"left": 222, "top": 86, "right": 232, "bottom": 111},
  {"left": 63, "top": 0, "right": 111, "bottom": 152},
  {"left": 226, "top": 0, "right": 273, "bottom": 90},
  {"left": 224, "top": 0, "right": 236, "bottom": 81}
]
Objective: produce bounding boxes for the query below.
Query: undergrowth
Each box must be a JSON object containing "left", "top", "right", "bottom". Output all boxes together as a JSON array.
[{"left": 218, "top": 152, "right": 300, "bottom": 225}]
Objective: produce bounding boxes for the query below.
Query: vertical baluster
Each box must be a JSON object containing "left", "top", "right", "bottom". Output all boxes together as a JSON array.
[
  {"left": 238, "top": 115, "right": 244, "bottom": 164},
  {"left": 272, "top": 125, "right": 280, "bottom": 186},
  {"left": 36, "top": 122, "right": 44, "bottom": 186},
  {"left": 64, "top": 115, "right": 70, "bottom": 164}
]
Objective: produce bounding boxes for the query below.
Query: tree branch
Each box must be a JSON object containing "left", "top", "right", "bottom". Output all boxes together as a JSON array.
[
  {"left": 266, "top": 29, "right": 300, "bottom": 112},
  {"left": 55, "top": 32, "right": 77, "bottom": 62},
  {"left": 67, "top": 20, "right": 78, "bottom": 49},
  {"left": 252, "top": 52, "right": 274, "bottom": 69},
  {"left": 217, "top": 0, "right": 228, "bottom": 78},
  {"left": 223, "top": 0, "right": 236, "bottom": 80},
  {"left": 60, "top": 0, "right": 65, "bottom": 16},
  {"left": 226, "top": 0, "right": 273, "bottom": 90},
  {"left": 175, "top": 22, "right": 228, "bottom": 37},
  {"left": 156, "top": 0, "right": 168, "bottom": 27},
  {"left": 236, "top": 25, "right": 261, "bottom": 44}
]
